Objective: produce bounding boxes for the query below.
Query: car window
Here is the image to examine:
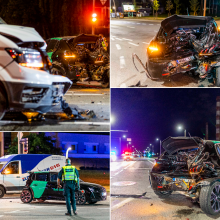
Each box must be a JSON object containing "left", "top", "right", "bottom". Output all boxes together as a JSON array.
[
  {"left": 46, "top": 40, "right": 58, "bottom": 52},
  {"left": 35, "top": 173, "right": 48, "bottom": 181},
  {"left": 50, "top": 173, "right": 58, "bottom": 182},
  {"left": 3, "top": 161, "right": 19, "bottom": 174}
]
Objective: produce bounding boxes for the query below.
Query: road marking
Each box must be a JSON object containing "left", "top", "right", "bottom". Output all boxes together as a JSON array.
[
  {"left": 97, "top": 208, "right": 109, "bottom": 210},
  {"left": 128, "top": 42, "right": 139, "bottom": 46},
  {"left": 122, "top": 38, "right": 133, "bottom": 41},
  {"left": 127, "top": 26, "right": 135, "bottom": 28},
  {"left": 120, "top": 56, "right": 126, "bottom": 69},
  {"left": 142, "top": 24, "right": 147, "bottom": 25},
  {"left": 59, "top": 122, "right": 110, "bottom": 125},
  {"left": 149, "top": 24, "right": 154, "bottom": 25},
  {"left": 66, "top": 93, "right": 104, "bottom": 96},
  {"left": 147, "top": 159, "right": 154, "bottom": 164},
  {"left": 115, "top": 38, "right": 122, "bottom": 41},
  {"left": 137, "top": 23, "right": 140, "bottom": 24},
  {"left": 5, "top": 210, "right": 30, "bottom": 213},
  {"left": 111, "top": 198, "right": 134, "bottom": 211},
  {"left": 110, "top": 37, "right": 115, "bottom": 41},
  {"left": 116, "top": 44, "right": 121, "bottom": 50},
  {"left": 0, "top": 121, "right": 25, "bottom": 124},
  {"left": 142, "top": 42, "right": 149, "bottom": 44},
  {"left": 0, "top": 216, "right": 4, "bottom": 218}
]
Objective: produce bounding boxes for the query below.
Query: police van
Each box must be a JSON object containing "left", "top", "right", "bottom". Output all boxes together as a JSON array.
[{"left": 0, "top": 154, "right": 65, "bottom": 197}]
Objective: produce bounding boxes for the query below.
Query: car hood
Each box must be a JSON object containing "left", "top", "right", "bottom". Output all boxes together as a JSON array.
[
  {"left": 162, "top": 136, "right": 202, "bottom": 154},
  {"left": 161, "top": 15, "right": 214, "bottom": 36},
  {"left": 0, "top": 24, "right": 44, "bottom": 42},
  {"left": 80, "top": 181, "right": 105, "bottom": 190}
]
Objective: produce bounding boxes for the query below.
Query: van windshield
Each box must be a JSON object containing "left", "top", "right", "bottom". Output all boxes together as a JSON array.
[{"left": 0, "top": 162, "right": 7, "bottom": 171}]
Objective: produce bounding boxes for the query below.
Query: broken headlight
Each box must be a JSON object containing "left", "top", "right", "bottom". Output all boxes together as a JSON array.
[{"left": 5, "top": 48, "right": 44, "bottom": 70}]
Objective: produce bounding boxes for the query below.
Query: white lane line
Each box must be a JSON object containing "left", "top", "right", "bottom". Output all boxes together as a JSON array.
[
  {"left": 115, "top": 38, "right": 122, "bottom": 41},
  {"left": 111, "top": 37, "right": 115, "bottom": 41},
  {"left": 137, "top": 23, "right": 140, "bottom": 24},
  {"left": 97, "top": 208, "right": 109, "bottom": 210},
  {"left": 66, "top": 93, "right": 104, "bottom": 96},
  {"left": 127, "top": 26, "right": 135, "bottom": 28},
  {"left": 122, "top": 38, "right": 133, "bottom": 41},
  {"left": 0, "top": 121, "right": 25, "bottom": 124},
  {"left": 111, "top": 198, "right": 134, "bottom": 211},
  {"left": 149, "top": 24, "right": 154, "bottom": 25},
  {"left": 128, "top": 42, "right": 139, "bottom": 46},
  {"left": 120, "top": 56, "right": 126, "bottom": 69},
  {"left": 56, "top": 210, "right": 66, "bottom": 211},
  {"left": 142, "top": 24, "right": 147, "bottom": 25},
  {"left": 116, "top": 44, "right": 121, "bottom": 50},
  {"left": 59, "top": 122, "right": 110, "bottom": 125},
  {"left": 147, "top": 159, "right": 154, "bottom": 164},
  {"left": 142, "top": 42, "right": 149, "bottom": 44}
]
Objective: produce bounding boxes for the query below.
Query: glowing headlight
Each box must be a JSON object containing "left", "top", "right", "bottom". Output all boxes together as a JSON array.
[
  {"left": 149, "top": 46, "right": 159, "bottom": 51},
  {"left": 6, "top": 48, "right": 44, "bottom": 69}
]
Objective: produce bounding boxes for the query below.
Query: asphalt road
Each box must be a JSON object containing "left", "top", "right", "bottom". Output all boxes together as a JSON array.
[
  {"left": 0, "top": 88, "right": 110, "bottom": 131},
  {"left": 111, "top": 19, "right": 212, "bottom": 88},
  {"left": 0, "top": 194, "right": 110, "bottom": 220},
  {"left": 111, "top": 157, "right": 219, "bottom": 220}
]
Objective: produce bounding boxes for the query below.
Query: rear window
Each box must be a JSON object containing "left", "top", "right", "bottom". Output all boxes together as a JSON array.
[
  {"left": 35, "top": 173, "right": 48, "bottom": 181},
  {"left": 46, "top": 39, "right": 59, "bottom": 52}
]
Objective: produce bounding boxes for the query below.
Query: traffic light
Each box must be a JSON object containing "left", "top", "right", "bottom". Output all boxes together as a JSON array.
[
  {"left": 20, "top": 138, "right": 28, "bottom": 154},
  {"left": 92, "top": 13, "right": 97, "bottom": 22}
]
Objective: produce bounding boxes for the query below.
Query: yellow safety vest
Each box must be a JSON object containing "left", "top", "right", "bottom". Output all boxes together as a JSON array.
[{"left": 62, "top": 165, "right": 77, "bottom": 182}]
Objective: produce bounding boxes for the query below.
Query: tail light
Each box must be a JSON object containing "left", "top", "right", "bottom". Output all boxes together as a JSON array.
[{"left": 5, "top": 48, "right": 44, "bottom": 70}]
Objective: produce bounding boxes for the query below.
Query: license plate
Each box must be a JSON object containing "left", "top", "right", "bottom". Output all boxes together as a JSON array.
[
  {"left": 177, "top": 56, "right": 194, "bottom": 64},
  {"left": 102, "top": 192, "right": 107, "bottom": 196},
  {"left": 173, "top": 178, "right": 190, "bottom": 182}
]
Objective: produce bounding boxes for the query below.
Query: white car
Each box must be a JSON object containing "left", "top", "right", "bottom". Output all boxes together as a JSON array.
[{"left": 0, "top": 19, "right": 72, "bottom": 120}]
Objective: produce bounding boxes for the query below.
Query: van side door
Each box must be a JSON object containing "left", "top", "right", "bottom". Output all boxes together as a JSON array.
[{"left": 1, "top": 161, "right": 22, "bottom": 192}]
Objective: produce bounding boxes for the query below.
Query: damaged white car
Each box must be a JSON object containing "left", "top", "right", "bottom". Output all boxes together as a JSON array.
[{"left": 0, "top": 19, "right": 77, "bottom": 120}]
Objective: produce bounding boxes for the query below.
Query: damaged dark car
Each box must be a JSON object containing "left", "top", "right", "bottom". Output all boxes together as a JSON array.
[
  {"left": 150, "top": 136, "right": 220, "bottom": 215},
  {"left": 135, "top": 15, "right": 220, "bottom": 86},
  {"left": 46, "top": 34, "right": 109, "bottom": 87}
]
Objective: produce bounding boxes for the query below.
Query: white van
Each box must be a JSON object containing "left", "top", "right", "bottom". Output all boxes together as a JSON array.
[
  {"left": 0, "top": 154, "right": 65, "bottom": 197},
  {"left": 0, "top": 19, "right": 72, "bottom": 120}
]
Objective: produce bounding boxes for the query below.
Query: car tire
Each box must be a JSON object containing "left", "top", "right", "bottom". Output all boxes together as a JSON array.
[
  {"left": 88, "top": 201, "right": 97, "bottom": 204},
  {"left": 0, "top": 87, "right": 6, "bottom": 120},
  {"left": 216, "top": 67, "right": 220, "bottom": 87},
  {"left": 199, "top": 181, "right": 220, "bottom": 215},
  {"left": 154, "top": 190, "right": 172, "bottom": 198},
  {"left": 0, "top": 186, "right": 5, "bottom": 198},
  {"left": 75, "top": 191, "right": 86, "bottom": 205},
  {"left": 20, "top": 189, "right": 33, "bottom": 203}
]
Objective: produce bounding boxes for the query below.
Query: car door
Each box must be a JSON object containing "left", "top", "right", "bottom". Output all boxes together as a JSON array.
[
  {"left": 45, "top": 172, "right": 64, "bottom": 199},
  {"left": 31, "top": 173, "right": 48, "bottom": 199},
  {"left": 1, "top": 161, "right": 23, "bottom": 192}
]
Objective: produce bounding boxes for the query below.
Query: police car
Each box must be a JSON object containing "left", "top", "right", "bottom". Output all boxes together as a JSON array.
[{"left": 20, "top": 171, "right": 107, "bottom": 205}]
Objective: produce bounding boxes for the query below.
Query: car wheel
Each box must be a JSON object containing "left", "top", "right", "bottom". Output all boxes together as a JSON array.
[
  {"left": 216, "top": 67, "right": 220, "bottom": 87},
  {"left": 20, "top": 189, "right": 33, "bottom": 203},
  {"left": 75, "top": 191, "right": 86, "bottom": 205},
  {"left": 0, "top": 186, "right": 5, "bottom": 198},
  {"left": 154, "top": 190, "right": 172, "bottom": 198},
  {"left": 88, "top": 201, "right": 97, "bottom": 204},
  {"left": 200, "top": 181, "right": 220, "bottom": 215},
  {"left": 0, "top": 87, "right": 6, "bottom": 120}
]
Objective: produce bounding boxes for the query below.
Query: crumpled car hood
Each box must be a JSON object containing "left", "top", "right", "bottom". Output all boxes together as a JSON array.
[
  {"left": 0, "top": 24, "right": 44, "bottom": 42},
  {"left": 162, "top": 136, "right": 202, "bottom": 154},
  {"left": 161, "top": 15, "right": 214, "bottom": 36}
]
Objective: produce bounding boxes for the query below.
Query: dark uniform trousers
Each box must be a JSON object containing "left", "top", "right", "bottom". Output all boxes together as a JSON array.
[{"left": 63, "top": 180, "right": 77, "bottom": 214}]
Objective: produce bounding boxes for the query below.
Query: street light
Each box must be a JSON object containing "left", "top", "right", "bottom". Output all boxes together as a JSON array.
[
  {"left": 66, "top": 147, "right": 72, "bottom": 158},
  {"left": 123, "top": 135, "right": 126, "bottom": 138},
  {"left": 156, "top": 138, "right": 162, "bottom": 156},
  {"left": 177, "top": 125, "right": 186, "bottom": 137}
]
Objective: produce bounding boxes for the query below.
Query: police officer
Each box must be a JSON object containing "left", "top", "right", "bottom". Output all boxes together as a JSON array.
[{"left": 57, "top": 158, "right": 80, "bottom": 216}]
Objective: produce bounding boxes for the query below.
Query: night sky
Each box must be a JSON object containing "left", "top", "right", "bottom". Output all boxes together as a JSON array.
[{"left": 111, "top": 88, "right": 220, "bottom": 153}]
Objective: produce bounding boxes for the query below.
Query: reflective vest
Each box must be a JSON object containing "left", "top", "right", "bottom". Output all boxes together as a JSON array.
[{"left": 62, "top": 165, "right": 77, "bottom": 182}]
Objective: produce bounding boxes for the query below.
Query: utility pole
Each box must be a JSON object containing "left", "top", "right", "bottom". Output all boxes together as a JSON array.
[
  {"left": 0, "top": 132, "right": 4, "bottom": 157},
  {"left": 203, "top": 0, "right": 207, "bottom": 16},
  {"left": 17, "top": 132, "right": 23, "bottom": 154}
]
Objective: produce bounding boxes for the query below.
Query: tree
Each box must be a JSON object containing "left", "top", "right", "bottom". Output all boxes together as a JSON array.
[
  {"left": 153, "top": 0, "right": 160, "bottom": 17},
  {"left": 7, "top": 133, "right": 62, "bottom": 155},
  {"left": 166, "top": 0, "right": 174, "bottom": 16},
  {"left": 190, "top": 0, "right": 200, "bottom": 15},
  {"left": 174, "top": 0, "right": 181, "bottom": 14}
]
